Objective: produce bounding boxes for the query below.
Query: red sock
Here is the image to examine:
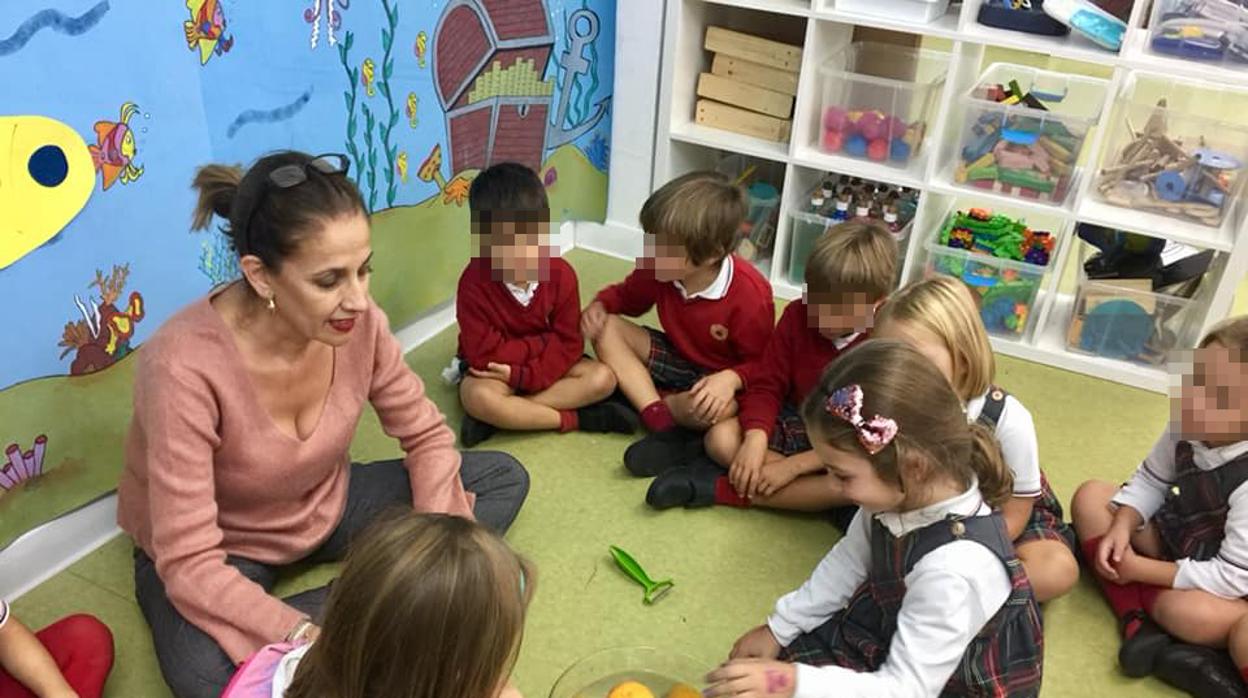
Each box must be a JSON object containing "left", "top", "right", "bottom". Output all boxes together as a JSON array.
[
  {"left": 641, "top": 400, "right": 676, "bottom": 432},
  {"left": 714, "top": 476, "right": 751, "bottom": 508},
  {"left": 1139, "top": 584, "right": 1164, "bottom": 616},
  {"left": 1239, "top": 666, "right": 1248, "bottom": 686},
  {"left": 1082, "top": 536, "right": 1146, "bottom": 638},
  {"left": 558, "top": 410, "right": 578, "bottom": 433}
]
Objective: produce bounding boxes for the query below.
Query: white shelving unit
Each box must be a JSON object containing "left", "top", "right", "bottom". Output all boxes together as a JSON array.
[{"left": 653, "top": 0, "right": 1248, "bottom": 393}]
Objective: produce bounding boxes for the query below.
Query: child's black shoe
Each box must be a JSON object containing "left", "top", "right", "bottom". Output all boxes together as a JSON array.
[
  {"left": 1154, "top": 643, "right": 1248, "bottom": 698},
  {"left": 460, "top": 414, "right": 498, "bottom": 448},
  {"left": 577, "top": 401, "right": 640, "bottom": 434},
  {"left": 1118, "top": 612, "right": 1173, "bottom": 678},
  {"left": 645, "top": 456, "right": 720, "bottom": 509},
  {"left": 624, "top": 428, "right": 704, "bottom": 477}
]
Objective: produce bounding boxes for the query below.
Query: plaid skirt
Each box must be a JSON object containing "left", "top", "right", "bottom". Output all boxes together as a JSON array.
[
  {"left": 1015, "top": 473, "right": 1077, "bottom": 551},
  {"left": 645, "top": 328, "right": 709, "bottom": 393},
  {"left": 769, "top": 404, "right": 811, "bottom": 456}
]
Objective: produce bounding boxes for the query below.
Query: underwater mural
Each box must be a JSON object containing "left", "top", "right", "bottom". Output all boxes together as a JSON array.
[{"left": 0, "top": 0, "right": 615, "bottom": 549}]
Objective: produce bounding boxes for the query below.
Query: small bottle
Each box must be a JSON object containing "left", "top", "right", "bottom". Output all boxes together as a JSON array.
[
  {"left": 854, "top": 194, "right": 871, "bottom": 219},
  {"left": 883, "top": 204, "right": 901, "bottom": 233},
  {"left": 809, "top": 193, "right": 826, "bottom": 215},
  {"left": 820, "top": 178, "right": 835, "bottom": 200},
  {"left": 831, "top": 189, "right": 851, "bottom": 221}
]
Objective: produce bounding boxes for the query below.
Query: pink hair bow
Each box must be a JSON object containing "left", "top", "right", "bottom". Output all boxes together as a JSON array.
[{"left": 825, "top": 384, "right": 898, "bottom": 455}]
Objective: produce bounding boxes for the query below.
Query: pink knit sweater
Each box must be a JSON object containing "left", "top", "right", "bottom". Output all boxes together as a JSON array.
[{"left": 117, "top": 293, "right": 473, "bottom": 663}]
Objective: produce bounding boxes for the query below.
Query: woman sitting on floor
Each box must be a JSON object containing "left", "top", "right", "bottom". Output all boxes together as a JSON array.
[{"left": 116, "top": 151, "right": 530, "bottom": 698}]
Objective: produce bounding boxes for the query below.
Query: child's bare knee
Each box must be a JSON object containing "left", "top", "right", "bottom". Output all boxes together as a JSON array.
[
  {"left": 1021, "top": 543, "right": 1080, "bottom": 595},
  {"left": 584, "top": 361, "right": 618, "bottom": 396},
  {"left": 1071, "top": 480, "right": 1116, "bottom": 518},
  {"left": 460, "top": 380, "right": 500, "bottom": 418}
]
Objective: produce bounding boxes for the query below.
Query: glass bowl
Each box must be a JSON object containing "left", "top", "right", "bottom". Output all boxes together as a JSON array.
[{"left": 548, "top": 646, "right": 707, "bottom": 698}]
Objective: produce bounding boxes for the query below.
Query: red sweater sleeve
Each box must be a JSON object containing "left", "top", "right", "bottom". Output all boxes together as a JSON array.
[
  {"left": 136, "top": 354, "right": 306, "bottom": 663},
  {"left": 456, "top": 268, "right": 543, "bottom": 369},
  {"left": 509, "top": 263, "right": 585, "bottom": 393},
  {"left": 738, "top": 303, "right": 798, "bottom": 437},
  {"left": 595, "top": 268, "right": 661, "bottom": 317},
  {"left": 367, "top": 303, "right": 475, "bottom": 518}
]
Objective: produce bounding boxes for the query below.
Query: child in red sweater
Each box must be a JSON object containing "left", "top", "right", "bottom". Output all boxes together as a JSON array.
[
  {"left": 0, "top": 602, "right": 113, "bottom": 698},
  {"left": 455, "top": 163, "right": 637, "bottom": 447},
  {"left": 581, "top": 172, "right": 774, "bottom": 465},
  {"left": 646, "top": 221, "right": 897, "bottom": 514}
]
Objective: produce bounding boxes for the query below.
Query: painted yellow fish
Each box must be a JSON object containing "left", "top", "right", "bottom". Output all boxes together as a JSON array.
[
  {"left": 184, "top": 0, "right": 234, "bottom": 65},
  {"left": 361, "top": 58, "right": 376, "bottom": 97},
  {"left": 396, "top": 151, "right": 408, "bottom": 184},
  {"left": 414, "top": 31, "right": 428, "bottom": 68},
  {"left": 0, "top": 116, "right": 94, "bottom": 269},
  {"left": 406, "top": 92, "right": 418, "bottom": 128}
]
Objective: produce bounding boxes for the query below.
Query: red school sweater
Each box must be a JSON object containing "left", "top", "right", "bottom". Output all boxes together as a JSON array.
[
  {"left": 737, "top": 300, "right": 869, "bottom": 438},
  {"left": 456, "top": 256, "right": 584, "bottom": 393},
  {"left": 594, "top": 255, "right": 774, "bottom": 373}
]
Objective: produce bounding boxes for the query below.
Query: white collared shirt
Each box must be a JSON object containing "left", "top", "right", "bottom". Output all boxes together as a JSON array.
[
  {"left": 966, "top": 392, "right": 1042, "bottom": 497},
  {"left": 505, "top": 281, "right": 539, "bottom": 307},
  {"left": 832, "top": 331, "right": 861, "bottom": 351},
  {"left": 768, "top": 484, "right": 1012, "bottom": 698},
  {"left": 1113, "top": 431, "right": 1248, "bottom": 599},
  {"left": 674, "top": 256, "right": 733, "bottom": 301},
  {"left": 269, "top": 643, "right": 312, "bottom": 697}
]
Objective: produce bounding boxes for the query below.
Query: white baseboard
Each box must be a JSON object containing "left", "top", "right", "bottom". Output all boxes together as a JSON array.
[
  {"left": 571, "top": 220, "right": 642, "bottom": 262},
  {"left": 0, "top": 495, "right": 120, "bottom": 600}
]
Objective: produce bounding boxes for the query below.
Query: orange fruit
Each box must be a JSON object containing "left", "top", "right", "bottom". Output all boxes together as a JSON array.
[
  {"left": 606, "top": 681, "right": 655, "bottom": 698},
  {"left": 666, "top": 684, "right": 702, "bottom": 698}
]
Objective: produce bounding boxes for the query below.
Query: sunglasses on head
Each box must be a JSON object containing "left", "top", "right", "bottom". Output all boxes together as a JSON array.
[{"left": 241, "top": 153, "right": 351, "bottom": 255}]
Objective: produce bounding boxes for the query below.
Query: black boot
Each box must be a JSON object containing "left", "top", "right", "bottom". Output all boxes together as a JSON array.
[
  {"left": 1118, "top": 611, "right": 1173, "bottom": 678},
  {"left": 576, "top": 401, "right": 640, "bottom": 434},
  {"left": 623, "top": 428, "right": 704, "bottom": 477},
  {"left": 1154, "top": 643, "right": 1248, "bottom": 698},
  {"left": 460, "top": 414, "right": 498, "bottom": 448},
  {"left": 645, "top": 456, "right": 722, "bottom": 509}
]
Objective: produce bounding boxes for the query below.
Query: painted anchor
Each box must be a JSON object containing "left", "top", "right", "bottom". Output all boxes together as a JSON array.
[{"left": 546, "top": 8, "right": 611, "bottom": 150}]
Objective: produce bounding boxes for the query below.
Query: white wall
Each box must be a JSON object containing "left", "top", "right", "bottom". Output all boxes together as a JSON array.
[{"left": 574, "top": 0, "right": 665, "bottom": 261}]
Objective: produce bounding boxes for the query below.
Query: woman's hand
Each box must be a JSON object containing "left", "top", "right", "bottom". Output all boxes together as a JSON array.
[
  {"left": 730, "top": 624, "right": 782, "bottom": 659},
  {"left": 705, "top": 659, "right": 796, "bottom": 698}
]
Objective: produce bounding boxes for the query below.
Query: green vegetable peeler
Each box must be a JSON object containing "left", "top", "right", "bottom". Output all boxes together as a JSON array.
[{"left": 609, "top": 545, "right": 674, "bottom": 605}]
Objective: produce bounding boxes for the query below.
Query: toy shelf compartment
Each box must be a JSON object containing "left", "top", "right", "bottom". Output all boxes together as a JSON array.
[
  {"left": 815, "top": 42, "right": 951, "bottom": 177},
  {"left": 947, "top": 63, "right": 1110, "bottom": 209},
  {"left": 1090, "top": 70, "right": 1248, "bottom": 239},
  {"left": 1062, "top": 241, "right": 1211, "bottom": 366},
  {"left": 920, "top": 201, "right": 1069, "bottom": 341},
  {"left": 668, "top": 1, "right": 808, "bottom": 160},
  {"left": 1146, "top": 0, "right": 1248, "bottom": 72},
  {"left": 716, "top": 153, "right": 786, "bottom": 275}
]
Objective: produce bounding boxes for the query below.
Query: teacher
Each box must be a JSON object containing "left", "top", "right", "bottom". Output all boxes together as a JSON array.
[{"left": 117, "top": 151, "right": 530, "bottom": 698}]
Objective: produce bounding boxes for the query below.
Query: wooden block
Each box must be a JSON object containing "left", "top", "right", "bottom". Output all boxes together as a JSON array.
[
  {"left": 697, "top": 73, "right": 794, "bottom": 118},
  {"left": 696, "top": 99, "right": 791, "bottom": 142},
  {"left": 711, "top": 54, "right": 798, "bottom": 96},
  {"left": 705, "top": 26, "right": 802, "bottom": 72}
]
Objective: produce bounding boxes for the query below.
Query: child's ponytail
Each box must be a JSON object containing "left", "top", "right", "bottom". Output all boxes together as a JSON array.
[{"left": 968, "top": 422, "right": 1013, "bottom": 508}]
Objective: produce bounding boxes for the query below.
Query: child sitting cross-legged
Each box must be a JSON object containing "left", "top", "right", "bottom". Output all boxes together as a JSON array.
[
  {"left": 645, "top": 221, "right": 896, "bottom": 515},
  {"left": 454, "top": 163, "right": 637, "bottom": 447},
  {"left": 582, "top": 171, "right": 774, "bottom": 470},
  {"left": 709, "top": 339, "right": 1043, "bottom": 698},
  {"left": 1071, "top": 316, "right": 1248, "bottom": 698},
  {"left": 874, "top": 276, "right": 1079, "bottom": 604}
]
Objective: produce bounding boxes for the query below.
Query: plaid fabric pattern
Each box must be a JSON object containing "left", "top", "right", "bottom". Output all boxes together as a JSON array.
[
  {"left": 976, "top": 386, "right": 1075, "bottom": 551},
  {"left": 1016, "top": 474, "right": 1077, "bottom": 550},
  {"left": 1154, "top": 442, "right": 1248, "bottom": 562},
  {"left": 769, "top": 404, "right": 812, "bottom": 456},
  {"left": 779, "top": 514, "right": 1045, "bottom": 697},
  {"left": 644, "top": 328, "right": 709, "bottom": 392}
]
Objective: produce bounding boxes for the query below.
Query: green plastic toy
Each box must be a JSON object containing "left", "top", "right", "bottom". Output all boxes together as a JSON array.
[{"left": 609, "top": 545, "right": 674, "bottom": 605}]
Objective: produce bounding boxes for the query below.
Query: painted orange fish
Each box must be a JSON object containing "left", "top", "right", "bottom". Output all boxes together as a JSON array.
[
  {"left": 88, "top": 103, "right": 144, "bottom": 191},
  {"left": 184, "top": 0, "right": 234, "bottom": 65}
]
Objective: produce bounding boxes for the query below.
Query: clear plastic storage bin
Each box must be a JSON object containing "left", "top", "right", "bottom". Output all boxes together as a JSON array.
[
  {"left": 953, "top": 64, "right": 1109, "bottom": 206},
  {"left": 837, "top": 0, "right": 952, "bottom": 23},
  {"left": 787, "top": 209, "right": 911, "bottom": 286},
  {"left": 1093, "top": 71, "right": 1248, "bottom": 228},
  {"left": 1148, "top": 0, "right": 1248, "bottom": 70},
  {"left": 1065, "top": 270, "right": 1201, "bottom": 366},
  {"left": 818, "top": 43, "right": 950, "bottom": 169},
  {"left": 924, "top": 236, "right": 1050, "bottom": 340}
]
